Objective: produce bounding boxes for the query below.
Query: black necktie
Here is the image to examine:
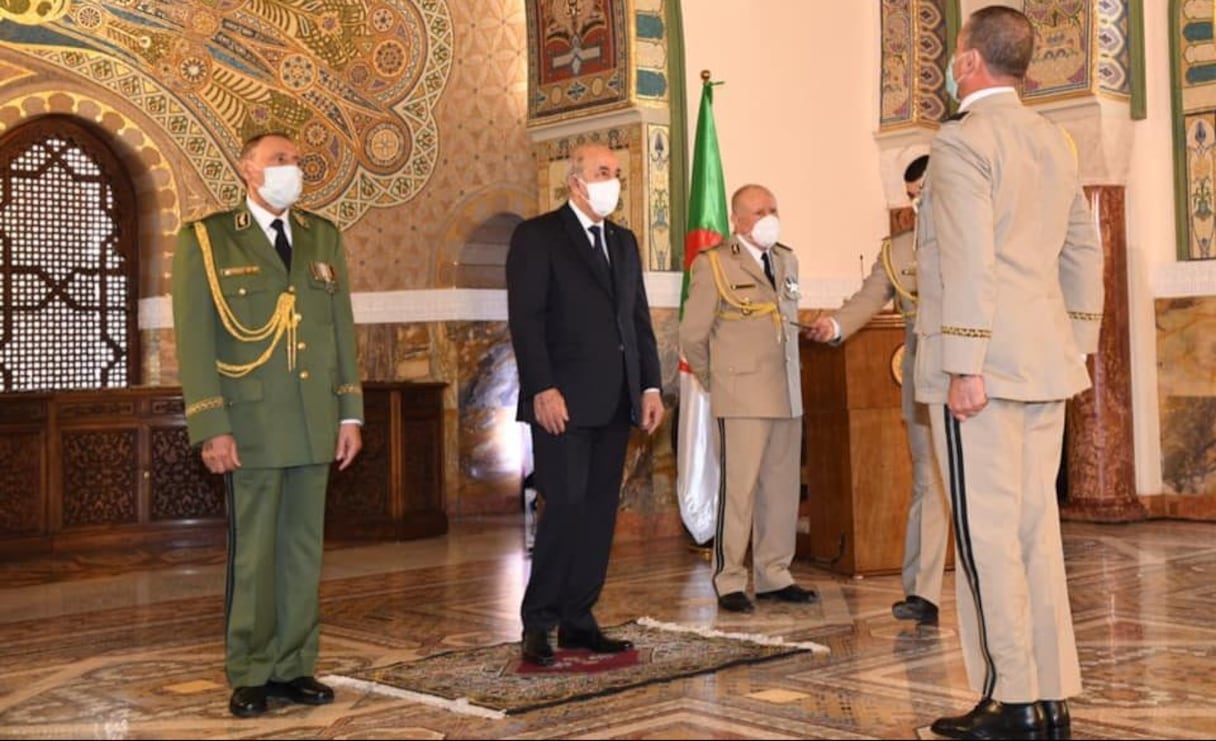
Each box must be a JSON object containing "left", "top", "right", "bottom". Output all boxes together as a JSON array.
[
  {"left": 588, "top": 224, "right": 609, "bottom": 268},
  {"left": 270, "top": 218, "right": 292, "bottom": 270},
  {"left": 761, "top": 250, "right": 775, "bottom": 288}
]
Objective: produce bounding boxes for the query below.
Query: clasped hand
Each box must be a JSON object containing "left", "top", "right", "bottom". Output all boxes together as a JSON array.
[{"left": 948, "top": 374, "right": 987, "bottom": 421}]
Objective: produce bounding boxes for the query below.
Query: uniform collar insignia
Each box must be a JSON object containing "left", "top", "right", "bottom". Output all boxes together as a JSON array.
[
  {"left": 291, "top": 210, "right": 312, "bottom": 229},
  {"left": 234, "top": 210, "right": 252, "bottom": 231}
]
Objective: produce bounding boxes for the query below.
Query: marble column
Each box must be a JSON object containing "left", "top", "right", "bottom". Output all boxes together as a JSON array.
[{"left": 1062, "top": 186, "right": 1145, "bottom": 522}]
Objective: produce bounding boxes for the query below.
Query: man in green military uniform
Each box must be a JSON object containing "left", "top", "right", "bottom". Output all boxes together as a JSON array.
[{"left": 171, "top": 132, "right": 363, "bottom": 718}]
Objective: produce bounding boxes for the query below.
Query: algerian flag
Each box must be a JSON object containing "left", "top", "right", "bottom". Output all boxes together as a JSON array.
[{"left": 676, "top": 76, "right": 729, "bottom": 544}]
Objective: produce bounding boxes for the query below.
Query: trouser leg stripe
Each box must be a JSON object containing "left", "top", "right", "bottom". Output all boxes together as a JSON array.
[
  {"left": 223, "top": 472, "right": 235, "bottom": 638},
  {"left": 944, "top": 407, "right": 998, "bottom": 698},
  {"left": 712, "top": 417, "right": 727, "bottom": 597}
]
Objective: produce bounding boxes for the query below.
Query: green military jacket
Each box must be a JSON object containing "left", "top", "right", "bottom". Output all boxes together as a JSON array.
[{"left": 171, "top": 203, "right": 363, "bottom": 468}]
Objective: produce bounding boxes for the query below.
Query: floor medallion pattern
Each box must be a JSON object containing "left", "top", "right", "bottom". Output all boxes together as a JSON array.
[{"left": 0, "top": 518, "right": 1213, "bottom": 738}]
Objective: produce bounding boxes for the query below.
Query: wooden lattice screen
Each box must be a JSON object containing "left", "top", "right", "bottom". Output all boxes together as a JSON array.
[{"left": 0, "top": 116, "right": 138, "bottom": 391}]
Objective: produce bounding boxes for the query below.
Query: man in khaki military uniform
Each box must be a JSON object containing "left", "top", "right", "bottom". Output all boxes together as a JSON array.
[
  {"left": 805, "top": 155, "right": 948, "bottom": 626},
  {"left": 679, "top": 184, "right": 817, "bottom": 614},
  {"left": 172, "top": 133, "right": 363, "bottom": 718},
  {"left": 913, "top": 7, "right": 1104, "bottom": 739}
]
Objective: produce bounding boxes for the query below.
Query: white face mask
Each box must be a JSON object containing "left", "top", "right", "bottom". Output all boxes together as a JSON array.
[
  {"left": 749, "top": 214, "right": 780, "bottom": 249},
  {"left": 580, "top": 177, "right": 621, "bottom": 218},
  {"left": 258, "top": 164, "right": 303, "bottom": 211}
]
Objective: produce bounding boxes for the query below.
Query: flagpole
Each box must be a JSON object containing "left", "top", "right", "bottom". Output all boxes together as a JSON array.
[{"left": 677, "top": 70, "right": 728, "bottom": 547}]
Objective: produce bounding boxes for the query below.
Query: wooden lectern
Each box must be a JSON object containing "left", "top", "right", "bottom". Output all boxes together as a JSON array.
[{"left": 797, "top": 313, "right": 941, "bottom": 577}]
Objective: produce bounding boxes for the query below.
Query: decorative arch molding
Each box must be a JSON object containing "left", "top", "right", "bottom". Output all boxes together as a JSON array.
[
  {"left": 0, "top": 88, "right": 180, "bottom": 297},
  {"left": 433, "top": 185, "right": 536, "bottom": 289}
]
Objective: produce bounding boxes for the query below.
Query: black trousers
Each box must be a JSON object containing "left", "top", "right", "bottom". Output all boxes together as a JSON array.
[{"left": 521, "top": 393, "right": 631, "bottom": 634}]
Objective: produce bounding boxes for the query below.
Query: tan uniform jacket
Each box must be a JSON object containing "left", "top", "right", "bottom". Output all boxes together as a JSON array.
[
  {"left": 913, "top": 91, "right": 1104, "bottom": 403},
  {"left": 832, "top": 231, "right": 918, "bottom": 420},
  {"left": 679, "top": 235, "right": 802, "bottom": 419}
]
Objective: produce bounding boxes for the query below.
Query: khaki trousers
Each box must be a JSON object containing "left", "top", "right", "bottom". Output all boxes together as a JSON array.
[
  {"left": 929, "top": 399, "right": 1081, "bottom": 703},
  {"left": 903, "top": 402, "right": 950, "bottom": 606},
  {"left": 713, "top": 417, "right": 801, "bottom": 596}
]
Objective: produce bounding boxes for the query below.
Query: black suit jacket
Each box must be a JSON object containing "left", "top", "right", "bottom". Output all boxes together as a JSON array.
[{"left": 507, "top": 203, "right": 662, "bottom": 428}]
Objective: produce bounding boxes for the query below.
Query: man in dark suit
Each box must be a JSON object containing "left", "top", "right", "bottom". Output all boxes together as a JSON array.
[
  {"left": 172, "top": 132, "right": 363, "bottom": 717},
  {"left": 506, "top": 142, "right": 664, "bottom": 666}
]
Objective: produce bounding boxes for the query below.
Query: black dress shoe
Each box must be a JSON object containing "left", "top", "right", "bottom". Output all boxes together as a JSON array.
[
  {"left": 521, "top": 629, "right": 555, "bottom": 666},
  {"left": 229, "top": 685, "right": 268, "bottom": 718},
  {"left": 931, "top": 698, "right": 1045, "bottom": 740},
  {"left": 756, "top": 584, "right": 819, "bottom": 603},
  {"left": 717, "top": 591, "right": 754, "bottom": 613},
  {"left": 892, "top": 595, "right": 939, "bottom": 624},
  {"left": 267, "top": 676, "right": 334, "bottom": 705},
  {"left": 557, "top": 628, "right": 634, "bottom": 653},
  {"left": 1039, "top": 699, "right": 1071, "bottom": 736}
]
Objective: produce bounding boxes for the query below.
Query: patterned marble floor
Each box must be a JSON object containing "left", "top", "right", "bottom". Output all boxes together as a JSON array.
[{"left": 0, "top": 517, "right": 1213, "bottom": 739}]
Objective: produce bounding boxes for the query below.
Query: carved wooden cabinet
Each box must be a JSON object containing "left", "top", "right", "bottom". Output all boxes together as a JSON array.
[{"left": 0, "top": 382, "right": 447, "bottom": 559}]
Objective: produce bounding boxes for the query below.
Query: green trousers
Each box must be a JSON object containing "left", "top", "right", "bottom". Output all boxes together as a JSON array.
[{"left": 224, "top": 464, "right": 329, "bottom": 687}]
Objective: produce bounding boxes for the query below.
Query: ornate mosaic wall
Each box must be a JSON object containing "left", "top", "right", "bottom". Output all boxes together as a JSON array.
[
  {"left": 1171, "top": 0, "right": 1216, "bottom": 259},
  {"left": 529, "top": 121, "right": 670, "bottom": 270},
  {"left": 525, "top": 0, "right": 630, "bottom": 123},
  {"left": 633, "top": 0, "right": 670, "bottom": 105},
  {"left": 645, "top": 123, "right": 672, "bottom": 271},
  {"left": 1022, "top": 0, "right": 1134, "bottom": 103},
  {"left": 0, "top": 0, "right": 452, "bottom": 229},
  {"left": 0, "top": 0, "right": 544, "bottom": 521},
  {"left": 879, "top": 0, "right": 950, "bottom": 130}
]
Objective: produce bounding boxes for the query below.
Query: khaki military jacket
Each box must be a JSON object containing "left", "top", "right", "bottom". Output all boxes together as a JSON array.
[
  {"left": 679, "top": 235, "right": 802, "bottom": 419},
  {"left": 913, "top": 91, "right": 1104, "bottom": 404},
  {"left": 171, "top": 204, "right": 363, "bottom": 468},
  {"left": 832, "top": 230, "right": 919, "bottom": 420}
]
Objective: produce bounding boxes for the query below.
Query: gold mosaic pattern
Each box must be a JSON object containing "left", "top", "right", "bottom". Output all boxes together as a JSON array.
[
  {"left": 0, "top": 519, "right": 1211, "bottom": 738},
  {"left": 0, "top": 0, "right": 454, "bottom": 229},
  {"left": 878, "top": 0, "right": 949, "bottom": 130}
]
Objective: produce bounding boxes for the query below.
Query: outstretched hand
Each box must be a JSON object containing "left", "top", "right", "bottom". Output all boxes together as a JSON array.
[{"left": 803, "top": 316, "right": 837, "bottom": 343}]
